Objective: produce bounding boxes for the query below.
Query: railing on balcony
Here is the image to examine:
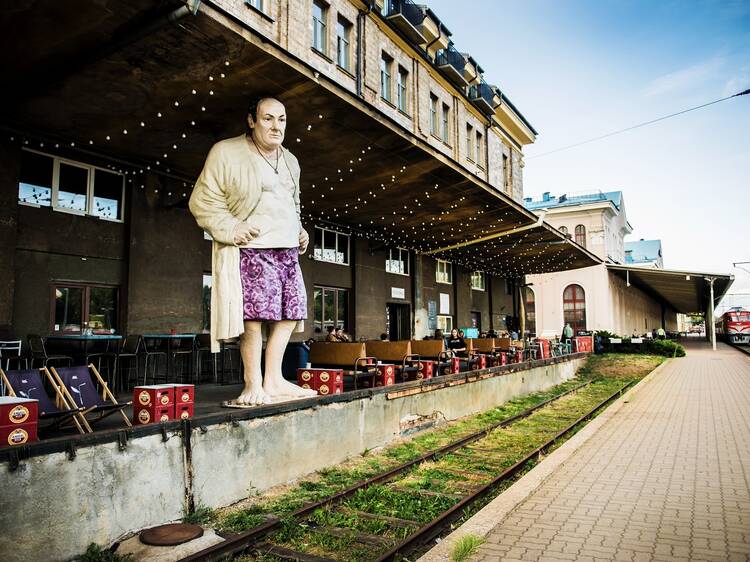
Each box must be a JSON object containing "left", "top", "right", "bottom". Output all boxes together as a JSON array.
[
  {"left": 383, "top": 0, "right": 426, "bottom": 44},
  {"left": 469, "top": 80, "right": 496, "bottom": 114},
  {"left": 435, "top": 44, "right": 467, "bottom": 86}
]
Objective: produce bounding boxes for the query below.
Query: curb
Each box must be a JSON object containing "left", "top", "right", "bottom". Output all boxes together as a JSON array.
[{"left": 417, "top": 357, "right": 672, "bottom": 562}]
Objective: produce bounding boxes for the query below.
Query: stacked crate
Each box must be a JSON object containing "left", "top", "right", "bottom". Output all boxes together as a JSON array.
[
  {"left": 297, "top": 368, "right": 344, "bottom": 395},
  {"left": 133, "top": 384, "right": 196, "bottom": 424},
  {"left": 0, "top": 397, "right": 38, "bottom": 447}
]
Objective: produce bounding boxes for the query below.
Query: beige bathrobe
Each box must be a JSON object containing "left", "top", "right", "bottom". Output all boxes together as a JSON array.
[{"left": 189, "top": 135, "right": 301, "bottom": 352}]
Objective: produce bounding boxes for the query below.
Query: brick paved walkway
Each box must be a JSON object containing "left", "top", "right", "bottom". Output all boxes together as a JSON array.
[{"left": 463, "top": 342, "right": 750, "bottom": 562}]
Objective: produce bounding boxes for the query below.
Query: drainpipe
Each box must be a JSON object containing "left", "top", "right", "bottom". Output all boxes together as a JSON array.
[
  {"left": 356, "top": 3, "right": 372, "bottom": 98},
  {"left": 424, "top": 22, "right": 444, "bottom": 59}
]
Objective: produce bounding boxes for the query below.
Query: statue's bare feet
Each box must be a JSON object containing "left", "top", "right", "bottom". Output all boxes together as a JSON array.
[
  {"left": 263, "top": 377, "right": 318, "bottom": 399},
  {"left": 236, "top": 376, "right": 268, "bottom": 406}
]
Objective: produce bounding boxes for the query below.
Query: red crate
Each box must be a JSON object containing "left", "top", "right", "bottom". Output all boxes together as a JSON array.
[
  {"left": 169, "top": 384, "right": 195, "bottom": 404},
  {"left": 0, "top": 396, "right": 38, "bottom": 426},
  {"left": 471, "top": 354, "right": 488, "bottom": 371},
  {"left": 451, "top": 356, "right": 461, "bottom": 374},
  {"left": 134, "top": 385, "right": 174, "bottom": 408},
  {"left": 133, "top": 404, "right": 172, "bottom": 425},
  {"left": 574, "top": 337, "right": 593, "bottom": 353},
  {"left": 406, "top": 360, "right": 434, "bottom": 380},
  {"left": 174, "top": 403, "right": 194, "bottom": 420},
  {"left": 537, "top": 339, "right": 551, "bottom": 359},
  {"left": 1, "top": 422, "right": 38, "bottom": 447},
  {"left": 361, "top": 364, "right": 395, "bottom": 388},
  {"left": 297, "top": 368, "right": 344, "bottom": 395},
  {"left": 500, "top": 352, "right": 507, "bottom": 366}
]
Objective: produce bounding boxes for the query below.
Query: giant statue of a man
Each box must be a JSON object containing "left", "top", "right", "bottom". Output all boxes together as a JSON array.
[{"left": 189, "top": 96, "right": 317, "bottom": 405}]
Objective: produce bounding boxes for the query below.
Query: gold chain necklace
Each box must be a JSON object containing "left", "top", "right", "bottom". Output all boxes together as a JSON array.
[{"left": 249, "top": 134, "right": 280, "bottom": 174}]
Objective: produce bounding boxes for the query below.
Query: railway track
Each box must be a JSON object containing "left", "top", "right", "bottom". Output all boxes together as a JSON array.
[
  {"left": 728, "top": 341, "right": 750, "bottom": 357},
  {"left": 179, "top": 379, "right": 632, "bottom": 562}
]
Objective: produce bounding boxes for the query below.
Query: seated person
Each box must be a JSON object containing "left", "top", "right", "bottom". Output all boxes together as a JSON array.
[
  {"left": 325, "top": 326, "right": 338, "bottom": 342},
  {"left": 335, "top": 327, "right": 351, "bottom": 342},
  {"left": 379, "top": 332, "right": 389, "bottom": 341},
  {"left": 446, "top": 328, "right": 467, "bottom": 357}
]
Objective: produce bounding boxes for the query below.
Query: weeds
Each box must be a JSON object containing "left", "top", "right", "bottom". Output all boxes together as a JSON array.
[
  {"left": 451, "top": 534, "right": 486, "bottom": 562},
  {"left": 74, "top": 544, "right": 133, "bottom": 562},
  {"left": 183, "top": 504, "right": 215, "bottom": 525}
]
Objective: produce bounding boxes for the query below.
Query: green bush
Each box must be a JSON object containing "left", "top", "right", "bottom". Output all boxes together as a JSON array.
[
  {"left": 647, "top": 339, "right": 685, "bottom": 357},
  {"left": 74, "top": 544, "right": 133, "bottom": 562}
]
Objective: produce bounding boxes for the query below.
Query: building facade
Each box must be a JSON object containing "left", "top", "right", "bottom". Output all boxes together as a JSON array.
[
  {"left": 524, "top": 191, "right": 677, "bottom": 336},
  {"left": 2, "top": 0, "right": 548, "bottom": 343}
]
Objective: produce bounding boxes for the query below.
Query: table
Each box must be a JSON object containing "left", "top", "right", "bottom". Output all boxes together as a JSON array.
[{"left": 46, "top": 334, "right": 122, "bottom": 359}]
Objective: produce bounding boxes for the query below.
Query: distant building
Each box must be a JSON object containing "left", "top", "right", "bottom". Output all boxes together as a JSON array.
[
  {"left": 524, "top": 191, "right": 677, "bottom": 336},
  {"left": 625, "top": 239, "right": 664, "bottom": 268}
]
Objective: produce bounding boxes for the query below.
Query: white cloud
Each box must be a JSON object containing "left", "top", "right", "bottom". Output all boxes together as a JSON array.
[
  {"left": 722, "top": 62, "right": 750, "bottom": 96},
  {"left": 641, "top": 56, "right": 726, "bottom": 97}
]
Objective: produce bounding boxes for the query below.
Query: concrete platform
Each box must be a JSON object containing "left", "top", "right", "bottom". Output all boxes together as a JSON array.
[{"left": 421, "top": 341, "right": 750, "bottom": 561}]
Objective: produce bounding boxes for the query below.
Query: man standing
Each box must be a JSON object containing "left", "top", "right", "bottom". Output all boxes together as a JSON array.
[{"left": 190, "top": 96, "right": 316, "bottom": 405}]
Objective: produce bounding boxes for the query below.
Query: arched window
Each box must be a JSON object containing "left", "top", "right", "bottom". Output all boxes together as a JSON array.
[
  {"left": 575, "top": 225, "right": 586, "bottom": 247},
  {"left": 525, "top": 287, "right": 536, "bottom": 336},
  {"left": 558, "top": 226, "right": 568, "bottom": 237},
  {"left": 563, "top": 284, "right": 586, "bottom": 333}
]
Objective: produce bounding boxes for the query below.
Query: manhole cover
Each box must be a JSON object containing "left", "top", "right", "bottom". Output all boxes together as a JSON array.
[{"left": 140, "top": 523, "right": 204, "bottom": 546}]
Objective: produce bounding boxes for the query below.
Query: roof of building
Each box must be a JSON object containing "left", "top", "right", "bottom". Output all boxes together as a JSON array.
[
  {"left": 524, "top": 191, "right": 622, "bottom": 211},
  {"left": 625, "top": 239, "right": 662, "bottom": 264}
]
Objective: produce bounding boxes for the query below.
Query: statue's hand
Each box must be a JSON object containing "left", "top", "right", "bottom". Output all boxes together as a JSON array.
[
  {"left": 298, "top": 228, "right": 309, "bottom": 254},
  {"left": 233, "top": 223, "right": 260, "bottom": 245}
]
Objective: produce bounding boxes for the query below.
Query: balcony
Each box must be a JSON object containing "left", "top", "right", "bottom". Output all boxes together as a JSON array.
[
  {"left": 469, "top": 80, "right": 496, "bottom": 114},
  {"left": 435, "top": 45, "right": 468, "bottom": 88},
  {"left": 383, "top": 0, "right": 427, "bottom": 45}
]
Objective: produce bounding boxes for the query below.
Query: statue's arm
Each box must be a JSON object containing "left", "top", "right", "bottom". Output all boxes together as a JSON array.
[{"left": 189, "top": 145, "right": 242, "bottom": 245}]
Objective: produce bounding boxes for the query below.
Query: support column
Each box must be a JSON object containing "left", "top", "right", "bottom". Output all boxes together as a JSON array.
[
  {"left": 0, "top": 141, "right": 21, "bottom": 337},
  {"left": 707, "top": 277, "right": 716, "bottom": 351}
]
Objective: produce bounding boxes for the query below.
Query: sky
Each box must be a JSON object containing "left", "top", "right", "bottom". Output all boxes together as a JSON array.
[{"left": 426, "top": 0, "right": 750, "bottom": 304}]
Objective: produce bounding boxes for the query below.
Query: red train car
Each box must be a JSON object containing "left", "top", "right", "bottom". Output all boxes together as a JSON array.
[{"left": 716, "top": 307, "right": 750, "bottom": 345}]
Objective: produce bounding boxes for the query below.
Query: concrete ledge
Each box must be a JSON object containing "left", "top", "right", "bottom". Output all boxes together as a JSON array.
[
  {"left": 418, "top": 357, "right": 672, "bottom": 562},
  {"left": 0, "top": 355, "right": 586, "bottom": 562}
]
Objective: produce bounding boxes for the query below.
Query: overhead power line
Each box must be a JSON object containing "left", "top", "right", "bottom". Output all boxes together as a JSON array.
[{"left": 528, "top": 88, "right": 750, "bottom": 159}]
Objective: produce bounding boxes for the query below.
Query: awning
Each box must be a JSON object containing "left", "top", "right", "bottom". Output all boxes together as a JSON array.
[
  {"left": 607, "top": 265, "right": 734, "bottom": 314},
  {"left": 1, "top": 0, "right": 599, "bottom": 275}
]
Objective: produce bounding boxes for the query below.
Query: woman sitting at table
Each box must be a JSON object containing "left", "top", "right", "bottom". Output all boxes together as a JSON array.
[{"left": 446, "top": 328, "right": 467, "bottom": 357}]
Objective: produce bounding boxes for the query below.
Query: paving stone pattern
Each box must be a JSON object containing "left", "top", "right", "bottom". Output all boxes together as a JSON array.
[{"left": 473, "top": 342, "right": 750, "bottom": 561}]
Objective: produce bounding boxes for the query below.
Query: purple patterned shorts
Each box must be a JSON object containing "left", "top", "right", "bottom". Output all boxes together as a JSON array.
[{"left": 239, "top": 248, "right": 307, "bottom": 321}]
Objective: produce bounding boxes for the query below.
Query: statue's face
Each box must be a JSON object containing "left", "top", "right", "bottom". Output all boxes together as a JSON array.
[{"left": 248, "top": 98, "right": 286, "bottom": 149}]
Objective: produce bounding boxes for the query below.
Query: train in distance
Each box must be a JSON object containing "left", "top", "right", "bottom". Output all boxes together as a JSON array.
[{"left": 716, "top": 307, "right": 750, "bottom": 345}]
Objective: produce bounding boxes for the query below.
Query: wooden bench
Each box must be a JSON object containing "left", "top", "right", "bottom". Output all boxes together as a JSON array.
[
  {"left": 364, "top": 340, "right": 420, "bottom": 381},
  {"left": 307, "top": 342, "right": 377, "bottom": 389},
  {"left": 410, "top": 340, "right": 455, "bottom": 376}
]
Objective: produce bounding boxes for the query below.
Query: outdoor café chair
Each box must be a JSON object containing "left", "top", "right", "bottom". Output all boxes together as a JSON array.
[
  {"left": 28, "top": 335, "right": 73, "bottom": 369},
  {"left": 50, "top": 364, "right": 132, "bottom": 433},
  {"left": 0, "top": 340, "right": 28, "bottom": 371},
  {"left": 141, "top": 336, "right": 168, "bottom": 385},
  {"left": 195, "top": 333, "right": 216, "bottom": 382},
  {"left": 0, "top": 367, "right": 86, "bottom": 434},
  {"left": 114, "top": 335, "right": 142, "bottom": 390}
]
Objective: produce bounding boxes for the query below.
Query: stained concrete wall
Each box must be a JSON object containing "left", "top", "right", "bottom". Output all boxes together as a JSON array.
[
  {"left": 0, "top": 141, "right": 21, "bottom": 337},
  {"left": 0, "top": 357, "right": 584, "bottom": 562},
  {"left": 0, "top": 434, "right": 186, "bottom": 562}
]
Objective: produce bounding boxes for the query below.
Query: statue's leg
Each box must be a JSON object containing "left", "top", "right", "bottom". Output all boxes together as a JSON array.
[
  {"left": 263, "top": 320, "right": 318, "bottom": 399},
  {"left": 236, "top": 320, "right": 268, "bottom": 405}
]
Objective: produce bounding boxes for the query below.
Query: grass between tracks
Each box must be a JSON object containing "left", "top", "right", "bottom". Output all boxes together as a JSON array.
[{"left": 195, "top": 353, "right": 663, "bottom": 562}]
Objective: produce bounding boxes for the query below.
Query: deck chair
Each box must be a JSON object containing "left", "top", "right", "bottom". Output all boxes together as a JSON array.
[
  {"left": 50, "top": 364, "right": 132, "bottom": 433},
  {"left": 0, "top": 367, "right": 86, "bottom": 434}
]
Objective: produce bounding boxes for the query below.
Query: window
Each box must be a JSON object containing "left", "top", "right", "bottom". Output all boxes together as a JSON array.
[
  {"left": 51, "top": 284, "right": 118, "bottom": 334},
  {"left": 202, "top": 274, "right": 212, "bottom": 331},
  {"left": 312, "top": 0, "right": 327, "bottom": 54},
  {"left": 559, "top": 226, "right": 569, "bottom": 237},
  {"left": 313, "top": 226, "right": 350, "bottom": 265},
  {"left": 466, "top": 124, "right": 474, "bottom": 161},
  {"left": 437, "top": 315, "right": 453, "bottom": 332},
  {"left": 575, "top": 225, "right": 586, "bottom": 248},
  {"left": 563, "top": 284, "right": 586, "bottom": 333},
  {"left": 525, "top": 287, "right": 536, "bottom": 336},
  {"left": 436, "top": 260, "right": 452, "bottom": 284},
  {"left": 441, "top": 102, "right": 450, "bottom": 143},
  {"left": 336, "top": 16, "right": 351, "bottom": 70},
  {"left": 396, "top": 66, "right": 409, "bottom": 113},
  {"left": 18, "top": 149, "right": 124, "bottom": 221},
  {"left": 470, "top": 271, "right": 485, "bottom": 291},
  {"left": 476, "top": 131, "right": 483, "bottom": 166},
  {"left": 245, "top": 0, "right": 264, "bottom": 11},
  {"left": 386, "top": 248, "right": 409, "bottom": 275},
  {"left": 313, "top": 286, "right": 349, "bottom": 334},
  {"left": 429, "top": 94, "right": 438, "bottom": 136},
  {"left": 380, "top": 52, "right": 393, "bottom": 103}
]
